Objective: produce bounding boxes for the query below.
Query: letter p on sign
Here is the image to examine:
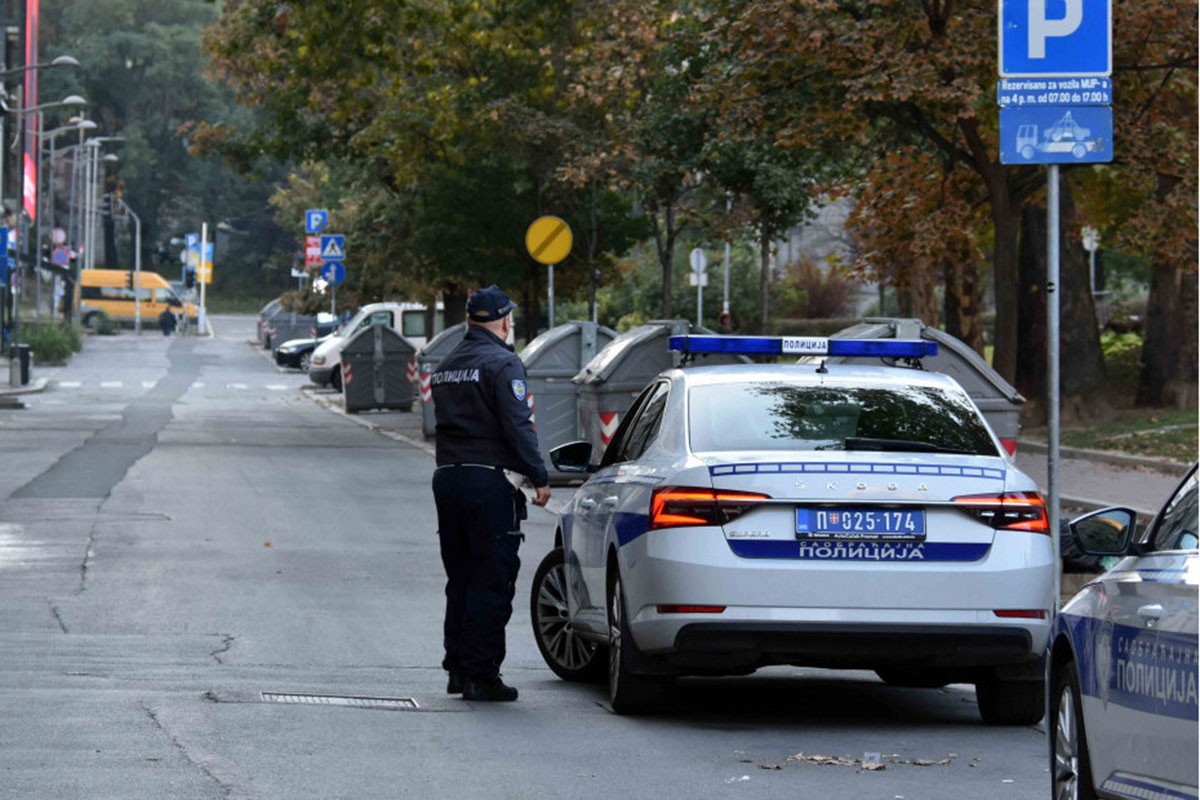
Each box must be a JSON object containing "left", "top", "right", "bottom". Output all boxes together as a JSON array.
[{"left": 1028, "top": 0, "right": 1082, "bottom": 58}]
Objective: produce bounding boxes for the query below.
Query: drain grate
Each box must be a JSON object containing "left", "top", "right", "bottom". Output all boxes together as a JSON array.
[{"left": 261, "top": 692, "right": 418, "bottom": 710}]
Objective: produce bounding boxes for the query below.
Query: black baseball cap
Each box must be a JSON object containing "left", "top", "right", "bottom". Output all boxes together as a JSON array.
[{"left": 467, "top": 285, "right": 517, "bottom": 322}]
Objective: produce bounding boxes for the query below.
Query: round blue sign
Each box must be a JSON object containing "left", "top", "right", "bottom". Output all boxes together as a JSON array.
[
  {"left": 52, "top": 246, "right": 70, "bottom": 267},
  {"left": 320, "top": 261, "right": 345, "bottom": 286}
]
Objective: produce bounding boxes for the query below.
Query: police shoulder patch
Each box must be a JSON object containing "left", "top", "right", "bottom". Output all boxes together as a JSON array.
[{"left": 511, "top": 379, "right": 527, "bottom": 401}]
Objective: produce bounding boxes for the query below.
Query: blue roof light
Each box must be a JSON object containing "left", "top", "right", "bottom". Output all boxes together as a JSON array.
[{"left": 668, "top": 335, "right": 938, "bottom": 359}]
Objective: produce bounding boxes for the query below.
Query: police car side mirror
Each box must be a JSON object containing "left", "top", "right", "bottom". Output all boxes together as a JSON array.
[
  {"left": 1069, "top": 507, "right": 1137, "bottom": 556},
  {"left": 551, "top": 441, "right": 595, "bottom": 474}
]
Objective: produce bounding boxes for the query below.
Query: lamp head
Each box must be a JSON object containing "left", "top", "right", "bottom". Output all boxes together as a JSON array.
[{"left": 50, "top": 56, "right": 80, "bottom": 68}]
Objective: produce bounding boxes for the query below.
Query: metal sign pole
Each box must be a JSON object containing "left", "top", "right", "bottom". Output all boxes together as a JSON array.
[
  {"left": 696, "top": 275, "right": 702, "bottom": 328},
  {"left": 1047, "top": 165, "right": 1062, "bottom": 609},
  {"left": 547, "top": 263, "right": 555, "bottom": 329}
]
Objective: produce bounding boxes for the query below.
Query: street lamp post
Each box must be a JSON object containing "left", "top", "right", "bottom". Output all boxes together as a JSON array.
[
  {"left": 115, "top": 198, "right": 141, "bottom": 334},
  {"left": 2, "top": 94, "right": 86, "bottom": 361},
  {"left": 36, "top": 117, "right": 95, "bottom": 317}
]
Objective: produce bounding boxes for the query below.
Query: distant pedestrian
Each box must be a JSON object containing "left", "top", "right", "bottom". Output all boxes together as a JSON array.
[
  {"left": 158, "top": 308, "right": 177, "bottom": 337},
  {"left": 431, "top": 284, "right": 550, "bottom": 702}
]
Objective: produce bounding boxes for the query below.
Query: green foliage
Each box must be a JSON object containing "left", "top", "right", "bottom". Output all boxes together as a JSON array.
[
  {"left": 1100, "top": 330, "right": 1143, "bottom": 387},
  {"left": 89, "top": 310, "right": 120, "bottom": 335},
  {"left": 23, "top": 322, "right": 83, "bottom": 365}
]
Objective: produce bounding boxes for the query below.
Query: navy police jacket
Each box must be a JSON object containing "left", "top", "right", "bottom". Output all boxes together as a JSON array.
[{"left": 432, "top": 325, "right": 549, "bottom": 487}]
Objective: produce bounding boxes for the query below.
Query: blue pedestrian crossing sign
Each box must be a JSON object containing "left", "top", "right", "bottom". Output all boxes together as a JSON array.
[
  {"left": 319, "top": 234, "right": 345, "bottom": 261},
  {"left": 999, "top": 0, "right": 1111, "bottom": 78},
  {"left": 999, "top": 106, "right": 1112, "bottom": 164},
  {"left": 305, "top": 209, "right": 328, "bottom": 235},
  {"left": 320, "top": 261, "right": 345, "bottom": 286}
]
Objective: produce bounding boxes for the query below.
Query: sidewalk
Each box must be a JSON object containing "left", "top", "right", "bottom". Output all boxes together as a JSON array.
[{"left": 1014, "top": 441, "right": 1189, "bottom": 519}]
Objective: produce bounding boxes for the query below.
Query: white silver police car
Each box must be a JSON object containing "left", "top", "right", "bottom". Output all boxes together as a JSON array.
[
  {"left": 1050, "top": 465, "right": 1198, "bottom": 800},
  {"left": 531, "top": 335, "right": 1054, "bottom": 719}
]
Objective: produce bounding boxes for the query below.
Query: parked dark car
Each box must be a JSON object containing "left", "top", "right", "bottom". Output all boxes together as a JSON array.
[{"left": 274, "top": 333, "right": 333, "bottom": 371}]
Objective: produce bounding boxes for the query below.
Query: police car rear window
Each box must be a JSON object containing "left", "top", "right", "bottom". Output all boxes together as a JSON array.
[{"left": 688, "top": 382, "right": 998, "bottom": 456}]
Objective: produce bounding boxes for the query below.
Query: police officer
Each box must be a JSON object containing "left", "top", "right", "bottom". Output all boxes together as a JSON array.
[{"left": 431, "top": 285, "right": 550, "bottom": 702}]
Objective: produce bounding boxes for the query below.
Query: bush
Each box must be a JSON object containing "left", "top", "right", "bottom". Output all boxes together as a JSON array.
[
  {"left": 23, "top": 322, "right": 82, "bottom": 365},
  {"left": 84, "top": 309, "right": 119, "bottom": 335},
  {"left": 1100, "top": 329, "right": 1142, "bottom": 387}
]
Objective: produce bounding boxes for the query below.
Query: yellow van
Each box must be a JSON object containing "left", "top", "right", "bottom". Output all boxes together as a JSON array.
[{"left": 79, "top": 269, "right": 198, "bottom": 328}]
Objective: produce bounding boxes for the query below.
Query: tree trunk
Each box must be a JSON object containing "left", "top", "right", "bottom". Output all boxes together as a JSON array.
[
  {"left": 442, "top": 282, "right": 467, "bottom": 328},
  {"left": 943, "top": 257, "right": 984, "bottom": 355},
  {"left": 758, "top": 226, "right": 770, "bottom": 333},
  {"left": 651, "top": 202, "right": 676, "bottom": 319},
  {"left": 1057, "top": 185, "right": 1106, "bottom": 399},
  {"left": 1139, "top": 257, "right": 1199, "bottom": 409},
  {"left": 988, "top": 176, "right": 1019, "bottom": 384},
  {"left": 1015, "top": 204, "right": 1048, "bottom": 423},
  {"left": 1015, "top": 186, "right": 1108, "bottom": 424}
]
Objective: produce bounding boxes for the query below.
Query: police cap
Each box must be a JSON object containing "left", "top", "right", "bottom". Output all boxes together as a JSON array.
[{"left": 467, "top": 285, "right": 517, "bottom": 322}]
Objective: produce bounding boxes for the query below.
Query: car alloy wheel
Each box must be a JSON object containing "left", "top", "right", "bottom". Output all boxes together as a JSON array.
[
  {"left": 530, "top": 548, "right": 604, "bottom": 682},
  {"left": 299, "top": 352, "right": 311, "bottom": 372},
  {"left": 1052, "top": 661, "right": 1097, "bottom": 800}
]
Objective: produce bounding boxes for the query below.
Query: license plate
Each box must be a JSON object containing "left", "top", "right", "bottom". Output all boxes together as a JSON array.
[{"left": 795, "top": 507, "right": 926, "bottom": 541}]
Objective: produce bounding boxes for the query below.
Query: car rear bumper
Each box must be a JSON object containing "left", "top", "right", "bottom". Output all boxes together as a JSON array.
[{"left": 664, "top": 621, "right": 1035, "bottom": 673}]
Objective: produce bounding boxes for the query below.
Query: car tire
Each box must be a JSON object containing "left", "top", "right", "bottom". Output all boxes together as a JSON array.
[
  {"left": 1051, "top": 659, "right": 1098, "bottom": 800},
  {"left": 530, "top": 548, "right": 606, "bottom": 683},
  {"left": 299, "top": 352, "right": 311, "bottom": 372},
  {"left": 330, "top": 366, "right": 342, "bottom": 391},
  {"left": 975, "top": 672, "right": 1045, "bottom": 725},
  {"left": 875, "top": 667, "right": 951, "bottom": 689},
  {"left": 607, "top": 571, "right": 672, "bottom": 715},
  {"left": 82, "top": 312, "right": 99, "bottom": 331}
]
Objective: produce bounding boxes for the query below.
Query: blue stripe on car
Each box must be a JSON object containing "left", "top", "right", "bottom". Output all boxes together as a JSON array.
[
  {"left": 1059, "top": 612, "right": 1199, "bottom": 722},
  {"left": 614, "top": 512, "right": 650, "bottom": 546},
  {"left": 1101, "top": 773, "right": 1198, "bottom": 800},
  {"left": 709, "top": 462, "right": 1005, "bottom": 480},
  {"left": 727, "top": 540, "right": 991, "bottom": 562}
]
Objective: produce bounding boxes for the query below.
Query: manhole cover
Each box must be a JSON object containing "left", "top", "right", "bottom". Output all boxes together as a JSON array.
[{"left": 261, "top": 692, "right": 418, "bottom": 710}]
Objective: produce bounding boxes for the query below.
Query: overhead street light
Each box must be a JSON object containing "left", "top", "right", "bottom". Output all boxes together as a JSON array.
[{"left": 35, "top": 117, "right": 98, "bottom": 318}]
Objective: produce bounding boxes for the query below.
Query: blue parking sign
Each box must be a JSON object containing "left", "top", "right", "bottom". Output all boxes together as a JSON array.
[
  {"left": 1000, "top": 0, "right": 1111, "bottom": 77},
  {"left": 305, "top": 209, "right": 328, "bottom": 235}
]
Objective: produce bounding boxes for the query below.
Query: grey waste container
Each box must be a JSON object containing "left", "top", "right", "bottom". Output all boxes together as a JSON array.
[
  {"left": 520, "top": 321, "right": 618, "bottom": 482},
  {"left": 264, "top": 307, "right": 316, "bottom": 351},
  {"left": 418, "top": 322, "right": 468, "bottom": 438},
  {"left": 257, "top": 297, "right": 283, "bottom": 348},
  {"left": 575, "top": 320, "right": 749, "bottom": 458},
  {"left": 817, "top": 317, "right": 1026, "bottom": 453},
  {"left": 342, "top": 324, "right": 417, "bottom": 414}
]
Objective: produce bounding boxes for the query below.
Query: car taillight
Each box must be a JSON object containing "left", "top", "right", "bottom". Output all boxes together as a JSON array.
[
  {"left": 952, "top": 491, "right": 1049, "bottom": 534},
  {"left": 649, "top": 487, "right": 770, "bottom": 531}
]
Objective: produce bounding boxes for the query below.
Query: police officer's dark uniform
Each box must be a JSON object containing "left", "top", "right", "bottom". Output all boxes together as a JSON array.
[{"left": 431, "top": 285, "right": 550, "bottom": 702}]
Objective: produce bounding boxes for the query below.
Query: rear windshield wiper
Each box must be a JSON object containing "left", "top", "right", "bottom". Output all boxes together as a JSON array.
[{"left": 843, "top": 437, "right": 975, "bottom": 455}]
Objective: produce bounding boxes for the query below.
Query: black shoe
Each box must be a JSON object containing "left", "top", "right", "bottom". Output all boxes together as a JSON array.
[
  {"left": 462, "top": 677, "right": 518, "bottom": 702},
  {"left": 446, "top": 671, "right": 463, "bottom": 695}
]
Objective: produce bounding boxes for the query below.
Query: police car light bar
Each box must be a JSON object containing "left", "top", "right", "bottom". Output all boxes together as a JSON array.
[{"left": 668, "top": 335, "right": 938, "bottom": 359}]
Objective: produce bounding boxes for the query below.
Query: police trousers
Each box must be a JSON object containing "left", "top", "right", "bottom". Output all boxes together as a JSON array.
[{"left": 432, "top": 465, "right": 525, "bottom": 682}]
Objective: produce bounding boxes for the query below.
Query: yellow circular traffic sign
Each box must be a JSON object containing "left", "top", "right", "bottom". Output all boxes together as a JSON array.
[{"left": 525, "top": 216, "right": 573, "bottom": 265}]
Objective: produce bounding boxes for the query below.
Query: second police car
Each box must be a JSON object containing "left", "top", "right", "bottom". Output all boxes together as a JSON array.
[
  {"left": 1050, "top": 465, "right": 1198, "bottom": 800},
  {"left": 532, "top": 335, "right": 1054, "bottom": 719}
]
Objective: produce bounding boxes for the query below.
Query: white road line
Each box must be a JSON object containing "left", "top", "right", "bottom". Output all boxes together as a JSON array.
[
  {"left": 58, "top": 381, "right": 81, "bottom": 388},
  {"left": 266, "top": 385, "right": 288, "bottom": 391},
  {"left": 142, "top": 381, "right": 157, "bottom": 389},
  {"left": 194, "top": 382, "right": 206, "bottom": 388},
  {"left": 227, "top": 383, "right": 248, "bottom": 390},
  {"left": 100, "top": 381, "right": 122, "bottom": 389}
]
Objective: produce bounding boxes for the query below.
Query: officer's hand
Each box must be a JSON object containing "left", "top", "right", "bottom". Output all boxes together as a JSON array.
[{"left": 532, "top": 486, "right": 552, "bottom": 507}]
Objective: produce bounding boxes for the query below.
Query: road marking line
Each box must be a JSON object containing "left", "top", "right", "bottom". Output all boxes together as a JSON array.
[
  {"left": 142, "top": 381, "right": 157, "bottom": 389},
  {"left": 100, "top": 381, "right": 122, "bottom": 388},
  {"left": 58, "top": 381, "right": 81, "bottom": 388},
  {"left": 266, "top": 385, "right": 288, "bottom": 391},
  {"left": 228, "top": 383, "right": 248, "bottom": 390},
  {"left": 194, "top": 382, "right": 206, "bottom": 388}
]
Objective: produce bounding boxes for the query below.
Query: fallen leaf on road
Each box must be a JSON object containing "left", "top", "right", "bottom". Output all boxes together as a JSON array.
[
  {"left": 911, "top": 758, "right": 953, "bottom": 767},
  {"left": 758, "top": 764, "right": 783, "bottom": 771}
]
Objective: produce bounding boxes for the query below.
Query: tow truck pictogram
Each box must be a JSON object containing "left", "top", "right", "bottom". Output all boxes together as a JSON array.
[{"left": 1015, "top": 111, "right": 1101, "bottom": 160}]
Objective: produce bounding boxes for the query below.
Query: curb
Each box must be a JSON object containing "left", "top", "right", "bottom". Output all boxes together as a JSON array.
[
  {"left": 302, "top": 387, "right": 436, "bottom": 457},
  {"left": 1018, "top": 439, "right": 1191, "bottom": 477},
  {"left": 0, "top": 377, "right": 49, "bottom": 397}
]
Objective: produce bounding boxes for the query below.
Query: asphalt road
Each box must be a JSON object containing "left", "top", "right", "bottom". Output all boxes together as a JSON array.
[{"left": 0, "top": 315, "right": 1053, "bottom": 799}]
